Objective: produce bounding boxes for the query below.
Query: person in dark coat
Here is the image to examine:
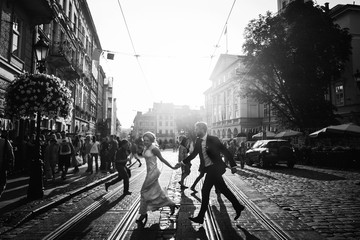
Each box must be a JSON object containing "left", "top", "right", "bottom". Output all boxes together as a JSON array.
[
  {"left": 0, "top": 132, "right": 15, "bottom": 197},
  {"left": 104, "top": 139, "right": 132, "bottom": 195},
  {"left": 179, "top": 122, "right": 245, "bottom": 224}
]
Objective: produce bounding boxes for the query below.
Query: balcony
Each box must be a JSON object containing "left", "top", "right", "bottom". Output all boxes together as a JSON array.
[
  {"left": 19, "top": 0, "right": 53, "bottom": 25},
  {"left": 61, "top": 65, "right": 80, "bottom": 81},
  {"left": 47, "top": 42, "right": 72, "bottom": 68}
]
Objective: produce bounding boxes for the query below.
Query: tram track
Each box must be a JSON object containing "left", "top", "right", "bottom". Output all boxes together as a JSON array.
[
  {"left": 224, "top": 174, "right": 293, "bottom": 240},
  {"left": 42, "top": 169, "right": 146, "bottom": 240},
  {"left": 2, "top": 154, "right": 297, "bottom": 240},
  {"left": 106, "top": 196, "right": 140, "bottom": 240},
  {"left": 105, "top": 165, "right": 223, "bottom": 240}
]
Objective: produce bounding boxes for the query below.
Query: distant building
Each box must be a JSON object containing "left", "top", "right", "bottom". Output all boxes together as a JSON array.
[
  {"left": 132, "top": 102, "right": 204, "bottom": 145},
  {"left": 132, "top": 110, "right": 156, "bottom": 139},
  {"left": 104, "top": 77, "right": 117, "bottom": 135}
]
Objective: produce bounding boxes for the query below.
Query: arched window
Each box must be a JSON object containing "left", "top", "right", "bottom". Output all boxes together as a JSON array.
[
  {"left": 227, "top": 129, "right": 232, "bottom": 138},
  {"left": 233, "top": 128, "right": 238, "bottom": 137}
]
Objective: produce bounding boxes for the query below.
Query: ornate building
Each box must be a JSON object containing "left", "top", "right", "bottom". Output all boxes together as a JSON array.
[{"left": 204, "top": 54, "right": 277, "bottom": 140}]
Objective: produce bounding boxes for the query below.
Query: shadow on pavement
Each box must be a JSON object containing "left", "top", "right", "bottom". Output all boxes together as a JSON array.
[
  {"left": 59, "top": 193, "right": 126, "bottom": 239},
  {"left": 211, "top": 194, "right": 244, "bottom": 239},
  {"left": 239, "top": 165, "right": 346, "bottom": 181},
  {"left": 269, "top": 165, "right": 346, "bottom": 180},
  {"left": 130, "top": 223, "right": 160, "bottom": 240},
  {"left": 236, "top": 225, "right": 261, "bottom": 240},
  {"left": 236, "top": 168, "right": 277, "bottom": 180}
]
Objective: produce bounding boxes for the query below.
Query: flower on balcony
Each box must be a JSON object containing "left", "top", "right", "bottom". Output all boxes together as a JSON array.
[{"left": 5, "top": 73, "right": 73, "bottom": 119}]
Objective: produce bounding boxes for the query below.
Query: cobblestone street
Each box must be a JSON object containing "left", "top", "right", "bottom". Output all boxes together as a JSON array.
[
  {"left": 236, "top": 164, "right": 360, "bottom": 240},
  {"left": 1, "top": 150, "right": 360, "bottom": 239}
]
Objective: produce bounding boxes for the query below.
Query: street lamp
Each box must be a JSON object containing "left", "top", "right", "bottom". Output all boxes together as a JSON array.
[
  {"left": 354, "top": 69, "right": 360, "bottom": 91},
  {"left": 27, "top": 37, "right": 49, "bottom": 199},
  {"left": 34, "top": 37, "right": 49, "bottom": 73}
]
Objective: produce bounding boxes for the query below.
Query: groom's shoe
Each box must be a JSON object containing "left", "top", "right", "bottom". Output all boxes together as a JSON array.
[
  {"left": 234, "top": 205, "right": 245, "bottom": 220},
  {"left": 189, "top": 216, "right": 204, "bottom": 224}
]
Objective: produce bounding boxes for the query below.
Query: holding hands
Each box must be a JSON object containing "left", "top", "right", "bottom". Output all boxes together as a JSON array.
[{"left": 174, "top": 161, "right": 186, "bottom": 169}]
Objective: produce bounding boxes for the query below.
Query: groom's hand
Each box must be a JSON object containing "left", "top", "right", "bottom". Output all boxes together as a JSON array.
[{"left": 231, "top": 166, "right": 237, "bottom": 174}]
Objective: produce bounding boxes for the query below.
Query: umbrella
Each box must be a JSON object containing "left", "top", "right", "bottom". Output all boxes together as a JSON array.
[
  {"left": 275, "top": 130, "right": 302, "bottom": 138},
  {"left": 236, "top": 132, "right": 247, "bottom": 137},
  {"left": 252, "top": 131, "right": 276, "bottom": 139},
  {"left": 309, "top": 123, "right": 360, "bottom": 137}
]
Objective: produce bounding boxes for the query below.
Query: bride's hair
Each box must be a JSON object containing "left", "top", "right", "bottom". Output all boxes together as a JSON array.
[{"left": 143, "top": 131, "right": 156, "bottom": 143}]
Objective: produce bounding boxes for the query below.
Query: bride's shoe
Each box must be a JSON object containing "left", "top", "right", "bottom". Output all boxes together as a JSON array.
[
  {"left": 136, "top": 214, "right": 148, "bottom": 226},
  {"left": 170, "top": 204, "right": 179, "bottom": 215}
]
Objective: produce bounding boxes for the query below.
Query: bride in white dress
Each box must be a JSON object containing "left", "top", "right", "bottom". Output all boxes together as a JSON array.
[{"left": 136, "top": 131, "right": 180, "bottom": 225}]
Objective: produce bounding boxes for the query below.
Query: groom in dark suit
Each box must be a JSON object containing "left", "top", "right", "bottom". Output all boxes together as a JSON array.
[{"left": 180, "top": 122, "right": 245, "bottom": 224}]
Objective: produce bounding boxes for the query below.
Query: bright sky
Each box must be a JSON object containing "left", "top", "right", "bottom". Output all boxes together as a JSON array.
[{"left": 87, "top": 0, "right": 354, "bottom": 128}]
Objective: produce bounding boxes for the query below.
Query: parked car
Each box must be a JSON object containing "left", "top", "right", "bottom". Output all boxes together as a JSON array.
[{"left": 245, "top": 139, "right": 296, "bottom": 168}]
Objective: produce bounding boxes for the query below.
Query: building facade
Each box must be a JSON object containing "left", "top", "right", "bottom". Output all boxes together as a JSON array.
[
  {"left": 153, "top": 102, "right": 176, "bottom": 144},
  {"left": 131, "top": 102, "right": 204, "bottom": 145},
  {"left": 330, "top": 4, "right": 360, "bottom": 125},
  {"left": 204, "top": 54, "right": 275, "bottom": 140},
  {"left": 104, "top": 77, "right": 117, "bottom": 135},
  {"left": 0, "top": 0, "right": 53, "bottom": 135},
  {"left": 0, "top": 0, "right": 117, "bottom": 140}
]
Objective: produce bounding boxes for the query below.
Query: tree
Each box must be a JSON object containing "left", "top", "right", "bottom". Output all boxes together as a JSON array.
[
  {"left": 241, "top": 0, "right": 352, "bottom": 130},
  {"left": 175, "top": 111, "right": 202, "bottom": 141}
]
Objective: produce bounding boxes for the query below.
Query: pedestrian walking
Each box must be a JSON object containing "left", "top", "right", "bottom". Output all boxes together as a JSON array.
[
  {"left": 235, "top": 141, "right": 246, "bottom": 169},
  {"left": 107, "top": 135, "right": 118, "bottom": 172},
  {"left": 104, "top": 139, "right": 132, "bottom": 195},
  {"left": 135, "top": 132, "right": 180, "bottom": 226},
  {"left": 99, "top": 137, "right": 109, "bottom": 172},
  {"left": 84, "top": 136, "right": 93, "bottom": 173},
  {"left": 180, "top": 122, "right": 245, "bottom": 224},
  {"left": 89, "top": 136, "right": 100, "bottom": 172},
  {"left": 0, "top": 131, "right": 14, "bottom": 198},
  {"left": 71, "top": 135, "right": 82, "bottom": 173},
  {"left": 44, "top": 134, "right": 59, "bottom": 181},
  {"left": 227, "top": 139, "right": 237, "bottom": 167},
  {"left": 58, "top": 131, "right": 74, "bottom": 180},
  {"left": 178, "top": 135, "right": 190, "bottom": 190},
  {"left": 128, "top": 140, "right": 141, "bottom": 167}
]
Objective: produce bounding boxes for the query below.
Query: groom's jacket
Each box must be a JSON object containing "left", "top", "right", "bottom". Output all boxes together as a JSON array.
[{"left": 183, "top": 135, "right": 236, "bottom": 173}]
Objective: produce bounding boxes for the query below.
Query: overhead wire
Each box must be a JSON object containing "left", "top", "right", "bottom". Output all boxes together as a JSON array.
[{"left": 115, "top": 0, "right": 154, "bottom": 101}]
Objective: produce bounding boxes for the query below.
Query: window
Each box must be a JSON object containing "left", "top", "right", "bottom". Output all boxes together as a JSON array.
[
  {"left": 159, "top": 121, "right": 162, "bottom": 126},
  {"left": 68, "top": 2, "right": 72, "bottom": 18},
  {"left": 264, "top": 104, "right": 270, "bottom": 118},
  {"left": 249, "top": 104, "right": 258, "bottom": 117},
  {"left": 335, "top": 84, "right": 344, "bottom": 106},
  {"left": 73, "top": 14, "right": 77, "bottom": 34},
  {"left": 12, "top": 15, "right": 21, "bottom": 57}
]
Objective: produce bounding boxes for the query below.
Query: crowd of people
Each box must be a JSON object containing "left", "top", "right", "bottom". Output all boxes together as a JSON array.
[
  {"left": 0, "top": 130, "right": 144, "bottom": 197},
  {"left": 2, "top": 121, "right": 247, "bottom": 227}
]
